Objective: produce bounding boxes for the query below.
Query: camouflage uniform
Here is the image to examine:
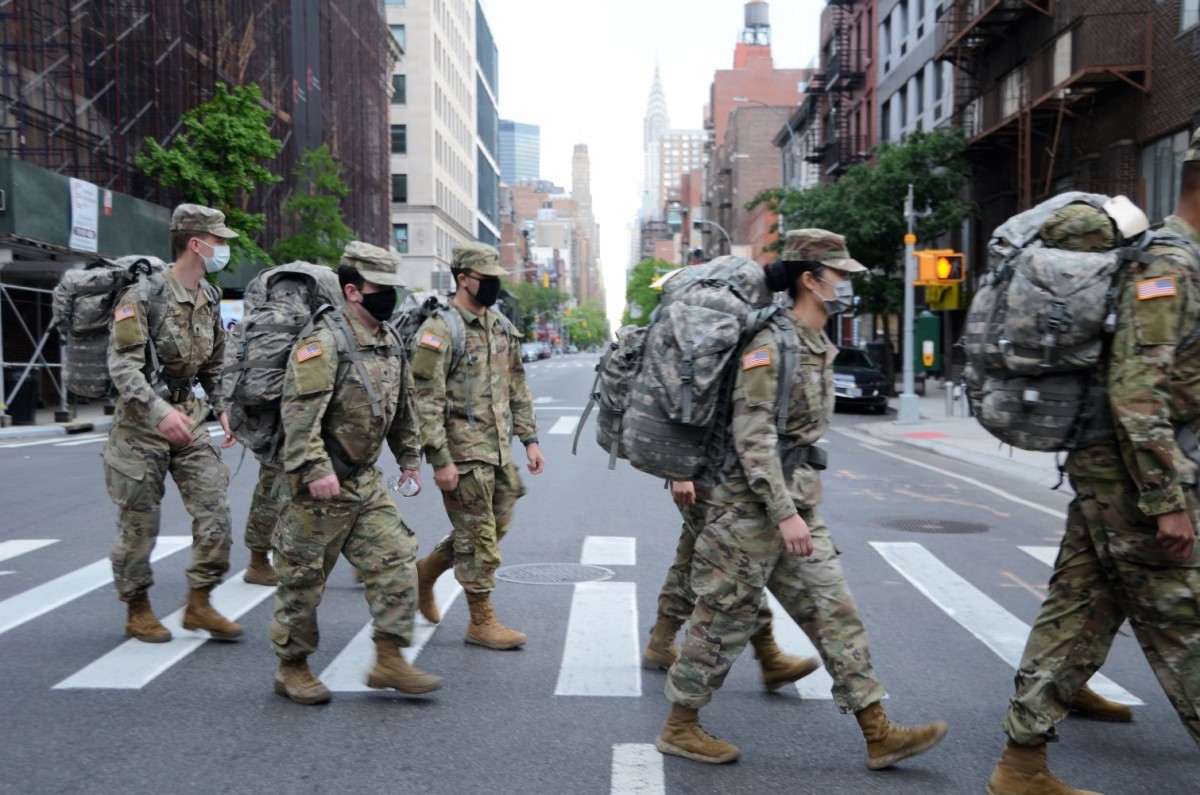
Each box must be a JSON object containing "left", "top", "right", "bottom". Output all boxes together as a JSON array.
[
  {"left": 411, "top": 244, "right": 538, "bottom": 595},
  {"left": 268, "top": 242, "right": 422, "bottom": 661},
  {"left": 103, "top": 206, "right": 236, "bottom": 600},
  {"left": 1004, "top": 207, "right": 1200, "bottom": 747},
  {"left": 243, "top": 460, "right": 281, "bottom": 552}
]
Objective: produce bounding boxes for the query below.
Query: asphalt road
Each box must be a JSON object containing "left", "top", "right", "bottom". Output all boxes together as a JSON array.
[{"left": 0, "top": 352, "right": 1196, "bottom": 794}]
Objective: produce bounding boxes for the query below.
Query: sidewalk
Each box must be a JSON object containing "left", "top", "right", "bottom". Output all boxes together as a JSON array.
[
  {"left": 856, "top": 381, "right": 1066, "bottom": 491},
  {"left": 0, "top": 401, "right": 113, "bottom": 440}
]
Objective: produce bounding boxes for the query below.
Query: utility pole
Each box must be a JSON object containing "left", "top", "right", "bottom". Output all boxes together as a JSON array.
[{"left": 898, "top": 183, "right": 920, "bottom": 423}]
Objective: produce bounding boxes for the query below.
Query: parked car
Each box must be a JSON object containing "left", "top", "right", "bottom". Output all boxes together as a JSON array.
[
  {"left": 537, "top": 342, "right": 552, "bottom": 360},
  {"left": 566, "top": 344, "right": 579, "bottom": 354},
  {"left": 520, "top": 342, "right": 541, "bottom": 363},
  {"left": 832, "top": 348, "right": 889, "bottom": 414}
]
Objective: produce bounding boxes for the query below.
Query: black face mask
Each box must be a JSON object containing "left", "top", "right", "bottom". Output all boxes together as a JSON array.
[
  {"left": 468, "top": 276, "right": 502, "bottom": 308},
  {"left": 359, "top": 288, "right": 398, "bottom": 323},
  {"left": 765, "top": 261, "right": 794, "bottom": 292}
]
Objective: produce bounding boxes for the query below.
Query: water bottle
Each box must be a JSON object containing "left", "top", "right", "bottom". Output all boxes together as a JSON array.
[{"left": 387, "top": 474, "right": 421, "bottom": 497}]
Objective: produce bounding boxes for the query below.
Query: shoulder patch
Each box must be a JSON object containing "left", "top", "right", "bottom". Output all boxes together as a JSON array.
[
  {"left": 742, "top": 348, "right": 771, "bottom": 370},
  {"left": 1136, "top": 277, "right": 1177, "bottom": 301},
  {"left": 114, "top": 305, "right": 137, "bottom": 323},
  {"left": 296, "top": 341, "right": 323, "bottom": 362},
  {"left": 419, "top": 332, "right": 444, "bottom": 350}
]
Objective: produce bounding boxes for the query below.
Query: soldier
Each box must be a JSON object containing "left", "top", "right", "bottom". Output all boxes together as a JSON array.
[
  {"left": 268, "top": 242, "right": 442, "bottom": 705},
  {"left": 103, "top": 204, "right": 242, "bottom": 643},
  {"left": 987, "top": 131, "right": 1200, "bottom": 794},
  {"left": 410, "top": 242, "right": 543, "bottom": 650},
  {"left": 241, "top": 464, "right": 280, "bottom": 585},
  {"left": 658, "top": 229, "right": 948, "bottom": 768},
  {"left": 643, "top": 479, "right": 822, "bottom": 693}
]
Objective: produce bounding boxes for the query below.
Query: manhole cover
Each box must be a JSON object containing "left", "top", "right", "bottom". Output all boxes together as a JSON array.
[
  {"left": 495, "top": 563, "right": 615, "bottom": 585},
  {"left": 880, "top": 518, "right": 989, "bottom": 535}
]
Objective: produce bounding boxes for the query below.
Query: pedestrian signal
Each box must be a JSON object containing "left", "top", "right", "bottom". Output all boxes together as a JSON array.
[{"left": 916, "top": 249, "right": 965, "bottom": 285}]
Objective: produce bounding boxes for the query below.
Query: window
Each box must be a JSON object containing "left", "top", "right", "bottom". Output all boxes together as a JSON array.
[
  {"left": 1141, "top": 130, "right": 1190, "bottom": 222},
  {"left": 392, "top": 75, "right": 406, "bottom": 105},
  {"left": 915, "top": 71, "right": 925, "bottom": 116},
  {"left": 881, "top": 98, "right": 891, "bottom": 141},
  {"left": 391, "top": 124, "right": 407, "bottom": 155},
  {"left": 1185, "top": 0, "right": 1199, "bottom": 31},
  {"left": 385, "top": 0, "right": 405, "bottom": 4},
  {"left": 390, "top": 24, "right": 406, "bottom": 51},
  {"left": 393, "top": 224, "right": 409, "bottom": 254},
  {"left": 392, "top": 174, "right": 408, "bottom": 203}
]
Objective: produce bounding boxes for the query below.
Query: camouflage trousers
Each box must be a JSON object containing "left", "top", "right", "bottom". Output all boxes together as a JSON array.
[
  {"left": 666, "top": 494, "right": 886, "bottom": 713},
  {"left": 429, "top": 460, "right": 526, "bottom": 594},
  {"left": 243, "top": 459, "right": 282, "bottom": 552},
  {"left": 102, "top": 399, "right": 232, "bottom": 600},
  {"left": 269, "top": 469, "right": 418, "bottom": 660},
  {"left": 657, "top": 494, "right": 771, "bottom": 637},
  {"left": 1005, "top": 475, "right": 1200, "bottom": 747}
]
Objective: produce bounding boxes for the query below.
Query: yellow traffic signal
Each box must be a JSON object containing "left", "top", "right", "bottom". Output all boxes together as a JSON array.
[
  {"left": 542, "top": 272, "right": 550, "bottom": 289},
  {"left": 916, "top": 249, "right": 965, "bottom": 285}
]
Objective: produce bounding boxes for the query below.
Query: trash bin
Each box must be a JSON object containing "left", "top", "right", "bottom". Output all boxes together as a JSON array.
[{"left": 3, "top": 366, "right": 39, "bottom": 425}]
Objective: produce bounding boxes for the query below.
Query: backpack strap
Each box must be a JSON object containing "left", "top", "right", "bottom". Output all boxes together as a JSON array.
[{"left": 323, "top": 307, "right": 384, "bottom": 418}]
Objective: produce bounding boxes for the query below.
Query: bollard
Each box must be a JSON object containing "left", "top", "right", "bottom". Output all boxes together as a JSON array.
[{"left": 944, "top": 380, "right": 954, "bottom": 417}]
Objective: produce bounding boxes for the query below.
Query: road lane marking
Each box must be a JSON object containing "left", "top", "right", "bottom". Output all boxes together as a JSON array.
[
  {"left": 321, "top": 573, "right": 463, "bottom": 692},
  {"left": 828, "top": 427, "right": 892, "bottom": 447},
  {"left": 54, "top": 437, "right": 107, "bottom": 447},
  {"left": 556, "top": 581, "right": 640, "bottom": 697},
  {"left": 547, "top": 416, "right": 581, "bottom": 434},
  {"left": 610, "top": 743, "right": 665, "bottom": 795},
  {"left": 0, "top": 539, "right": 58, "bottom": 563},
  {"left": 581, "top": 536, "right": 636, "bottom": 566},
  {"left": 765, "top": 592, "right": 833, "bottom": 700},
  {"left": 0, "top": 537, "right": 191, "bottom": 637},
  {"left": 534, "top": 406, "right": 587, "bottom": 411},
  {"left": 871, "top": 541, "right": 1142, "bottom": 705},
  {"left": 1019, "top": 546, "right": 1059, "bottom": 567},
  {"left": 54, "top": 571, "right": 276, "bottom": 689}
]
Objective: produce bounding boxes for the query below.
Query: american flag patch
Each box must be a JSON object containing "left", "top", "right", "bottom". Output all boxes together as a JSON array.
[
  {"left": 295, "top": 342, "right": 323, "bottom": 362},
  {"left": 419, "top": 332, "right": 443, "bottom": 350},
  {"left": 742, "top": 349, "right": 771, "bottom": 370},
  {"left": 113, "top": 305, "right": 136, "bottom": 323},
  {"left": 1136, "top": 277, "right": 1177, "bottom": 300}
]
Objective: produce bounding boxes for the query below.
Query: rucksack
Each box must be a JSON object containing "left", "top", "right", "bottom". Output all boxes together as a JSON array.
[
  {"left": 390, "top": 291, "right": 468, "bottom": 374},
  {"left": 575, "top": 255, "right": 797, "bottom": 481},
  {"left": 51, "top": 255, "right": 170, "bottom": 398},
  {"left": 964, "top": 192, "right": 1200, "bottom": 452},
  {"left": 220, "top": 261, "right": 388, "bottom": 460}
]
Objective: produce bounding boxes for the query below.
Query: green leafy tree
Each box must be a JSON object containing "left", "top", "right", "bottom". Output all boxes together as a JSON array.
[
  {"left": 622, "top": 258, "right": 671, "bottom": 326},
  {"left": 565, "top": 301, "right": 611, "bottom": 349},
  {"left": 502, "top": 280, "right": 570, "bottom": 336},
  {"left": 270, "top": 145, "right": 354, "bottom": 265},
  {"left": 137, "top": 82, "right": 284, "bottom": 267}
]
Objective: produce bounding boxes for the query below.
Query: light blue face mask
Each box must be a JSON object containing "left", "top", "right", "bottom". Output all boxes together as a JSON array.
[
  {"left": 817, "top": 276, "right": 854, "bottom": 315},
  {"left": 198, "top": 239, "right": 232, "bottom": 274}
]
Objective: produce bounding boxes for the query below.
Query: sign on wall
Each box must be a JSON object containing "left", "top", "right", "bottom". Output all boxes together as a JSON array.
[{"left": 68, "top": 178, "right": 99, "bottom": 253}]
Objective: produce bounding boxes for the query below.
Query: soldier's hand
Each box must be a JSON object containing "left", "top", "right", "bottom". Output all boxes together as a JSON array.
[
  {"left": 156, "top": 409, "right": 194, "bottom": 446},
  {"left": 434, "top": 463, "right": 459, "bottom": 492},
  {"left": 671, "top": 481, "right": 696, "bottom": 507},
  {"left": 526, "top": 443, "right": 545, "bottom": 475},
  {"left": 779, "top": 514, "right": 813, "bottom": 557},
  {"left": 217, "top": 411, "right": 236, "bottom": 449},
  {"left": 307, "top": 473, "right": 341, "bottom": 501},
  {"left": 1155, "top": 510, "right": 1196, "bottom": 560},
  {"left": 400, "top": 469, "right": 422, "bottom": 496}
]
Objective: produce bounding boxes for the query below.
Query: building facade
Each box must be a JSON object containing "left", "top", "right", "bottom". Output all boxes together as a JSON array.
[
  {"left": 475, "top": 1, "right": 501, "bottom": 247},
  {"left": 499, "top": 120, "right": 541, "bottom": 185},
  {"left": 642, "top": 65, "right": 671, "bottom": 219},
  {"left": 878, "top": 0, "right": 954, "bottom": 143}
]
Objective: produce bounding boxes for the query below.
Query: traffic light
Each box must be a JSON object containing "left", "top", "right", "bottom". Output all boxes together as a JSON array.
[
  {"left": 542, "top": 272, "right": 550, "bottom": 289},
  {"left": 916, "top": 249, "right": 965, "bottom": 285}
]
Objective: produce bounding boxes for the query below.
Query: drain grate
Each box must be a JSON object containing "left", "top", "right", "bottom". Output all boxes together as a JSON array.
[
  {"left": 880, "top": 518, "right": 990, "bottom": 535},
  {"left": 495, "top": 563, "right": 615, "bottom": 585}
]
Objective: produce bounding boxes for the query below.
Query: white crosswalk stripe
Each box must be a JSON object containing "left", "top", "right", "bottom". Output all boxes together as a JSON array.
[
  {"left": 0, "top": 539, "right": 57, "bottom": 564},
  {"left": 55, "top": 572, "right": 277, "bottom": 689},
  {"left": 557, "top": 538, "right": 640, "bottom": 697},
  {"left": 610, "top": 743, "right": 665, "bottom": 795},
  {"left": 1019, "top": 545, "right": 1059, "bottom": 567},
  {"left": 871, "top": 541, "right": 1142, "bottom": 705},
  {"left": 547, "top": 415, "right": 581, "bottom": 435},
  {"left": 581, "top": 536, "right": 636, "bottom": 566},
  {"left": 764, "top": 592, "right": 833, "bottom": 700}
]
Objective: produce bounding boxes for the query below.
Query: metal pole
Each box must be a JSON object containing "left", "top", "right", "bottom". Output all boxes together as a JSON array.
[{"left": 898, "top": 183, "right": 920, "bottom": 423}]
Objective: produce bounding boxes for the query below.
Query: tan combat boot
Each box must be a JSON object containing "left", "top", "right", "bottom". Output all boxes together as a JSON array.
[
  {"left": 243, "top": 550, "right": 278, "bottom": 587},
  {"left": 416, "top": 552, "right": 452, "bottom": 624},
  {"left": 1069, "top": 684, "right": 1133, "bottom": 723},
  {"left": 124, "top": 594, "right": 172, "bottom": 643},
  {"left": 365, "top": 635, "right": 444, "bottom": 694},
  {"left": 464, "top": 592, "right": 527, "bottom": 650},
  {"left": 274, "top": 658, "right": 331, "bottom": 705},
  {"left": 750, "top": 626, "right": 822, "bottom": 692},
  {"left": 854, "top": 702, "right": 948, "bottom": 770},
  {"left": 655, "top": 704, "right": 740, "bottom": 764},
  {"left": 182, "top": 586, "right": 244, "bottom": 639},
  {"left": 641, "top": 617, "right": 683, "bottom": 670},
  {"left": 986, "top": 740, "right": 1102, "bottom": 795}
]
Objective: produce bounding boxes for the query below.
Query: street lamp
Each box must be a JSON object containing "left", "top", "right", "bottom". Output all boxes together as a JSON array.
[
  {"left": 692, "top": 219, "right": 732, "bottom": 254},
  {"left": 733, "top": 96, "right": 797, "bottom": 234}
]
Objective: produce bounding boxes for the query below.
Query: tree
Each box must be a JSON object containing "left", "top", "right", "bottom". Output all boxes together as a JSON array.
[
  {"left": 623, "top": 258, "right": 671, "bottom": 326},
  {"left": 137, "top": 82, "right": 284, "bottom": 267},
  {"left": 502, "top": 279, "right": 570, "bottom": 336},
  {"left": 565, "top": 301, "right": 611, "bottom": 349},
  {"left": 270, "top": 145, "right": 354, "bottom": 265}
]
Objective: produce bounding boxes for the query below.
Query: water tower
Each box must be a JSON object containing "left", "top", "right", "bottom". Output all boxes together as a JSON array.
[{"left": 742, "top": 0, "right": 771, "bottom": 46}]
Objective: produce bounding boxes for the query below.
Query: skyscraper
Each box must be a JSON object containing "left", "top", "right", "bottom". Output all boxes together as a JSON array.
[
  {"left": 499, "top": 120, "right": 541, "bottom": 185},
  {"left": 641, "top": 63, "right": 671, "bottom": 219}
]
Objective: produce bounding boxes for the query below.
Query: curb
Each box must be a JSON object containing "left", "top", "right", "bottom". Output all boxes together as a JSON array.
[{"left": 0, "top": 417, "right": 112, "bottom": 441}]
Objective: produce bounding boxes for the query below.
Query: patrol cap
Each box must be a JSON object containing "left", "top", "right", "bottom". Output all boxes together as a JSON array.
[
  {"left": 452, "top": 242, "right": 507, "bottom": 277},
  {"left": 169, "top": 204, "right": 238, "bottom": 239},
  {"left": 1186, "top": 127, "right": 1200, "bottom": 163},
  {"left": 341, "top": 240, "right": 405, "bottom": 287},
  {"left": 781, "top": 228, "right": 867, "bottom": 273}
]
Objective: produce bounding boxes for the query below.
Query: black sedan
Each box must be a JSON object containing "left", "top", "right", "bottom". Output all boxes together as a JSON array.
[{"left": 832, "top": 348, "right": 889, "bottom": 413}]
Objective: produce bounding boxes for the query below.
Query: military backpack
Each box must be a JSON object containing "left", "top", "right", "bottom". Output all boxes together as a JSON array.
[
  {"left": 575, "top": 255, "right": 797, "bottom": 481},
  {"left": 964, "top": 192, "right": 1200, "bottom": 452}
]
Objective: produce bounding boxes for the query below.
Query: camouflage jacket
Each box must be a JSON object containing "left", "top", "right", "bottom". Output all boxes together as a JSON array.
[
  {"left": 280, "top": 308, "right": 420, "bottom": 483},
  {"left": 724, "top": 318, "right": 837, "bottom": 525},
  {"left": 107, "top": 267, "right": 225, "bottom": 429},
  {"left": 1067, "top": 215, "right": 1200, "bottom": 515},
  {"left": 410, "top": 302, "right": 538, "bottom": 468}
]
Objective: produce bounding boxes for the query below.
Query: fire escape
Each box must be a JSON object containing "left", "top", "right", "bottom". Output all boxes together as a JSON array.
[
  {"left": 936, "top": 0, "right": 1152, "bottom": 209},
  {"left": 806, "top": 0, "right": 867, "bottom": 180}
]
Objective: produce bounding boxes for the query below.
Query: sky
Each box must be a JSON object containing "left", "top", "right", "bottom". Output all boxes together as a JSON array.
[{"left": 481, "top": 0, "right": 825, "bottom": 330}]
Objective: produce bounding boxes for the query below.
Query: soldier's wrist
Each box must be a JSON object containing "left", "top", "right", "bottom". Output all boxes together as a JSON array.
[
  {"left": 426, "top": 448, "right": 453, "bottom": 469},
  {"left": 1139, "top": 485, "right": 1188, "bottom": 517},
  {"left": 523, "top": 437, "right": 539, "bottom": 447}
]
